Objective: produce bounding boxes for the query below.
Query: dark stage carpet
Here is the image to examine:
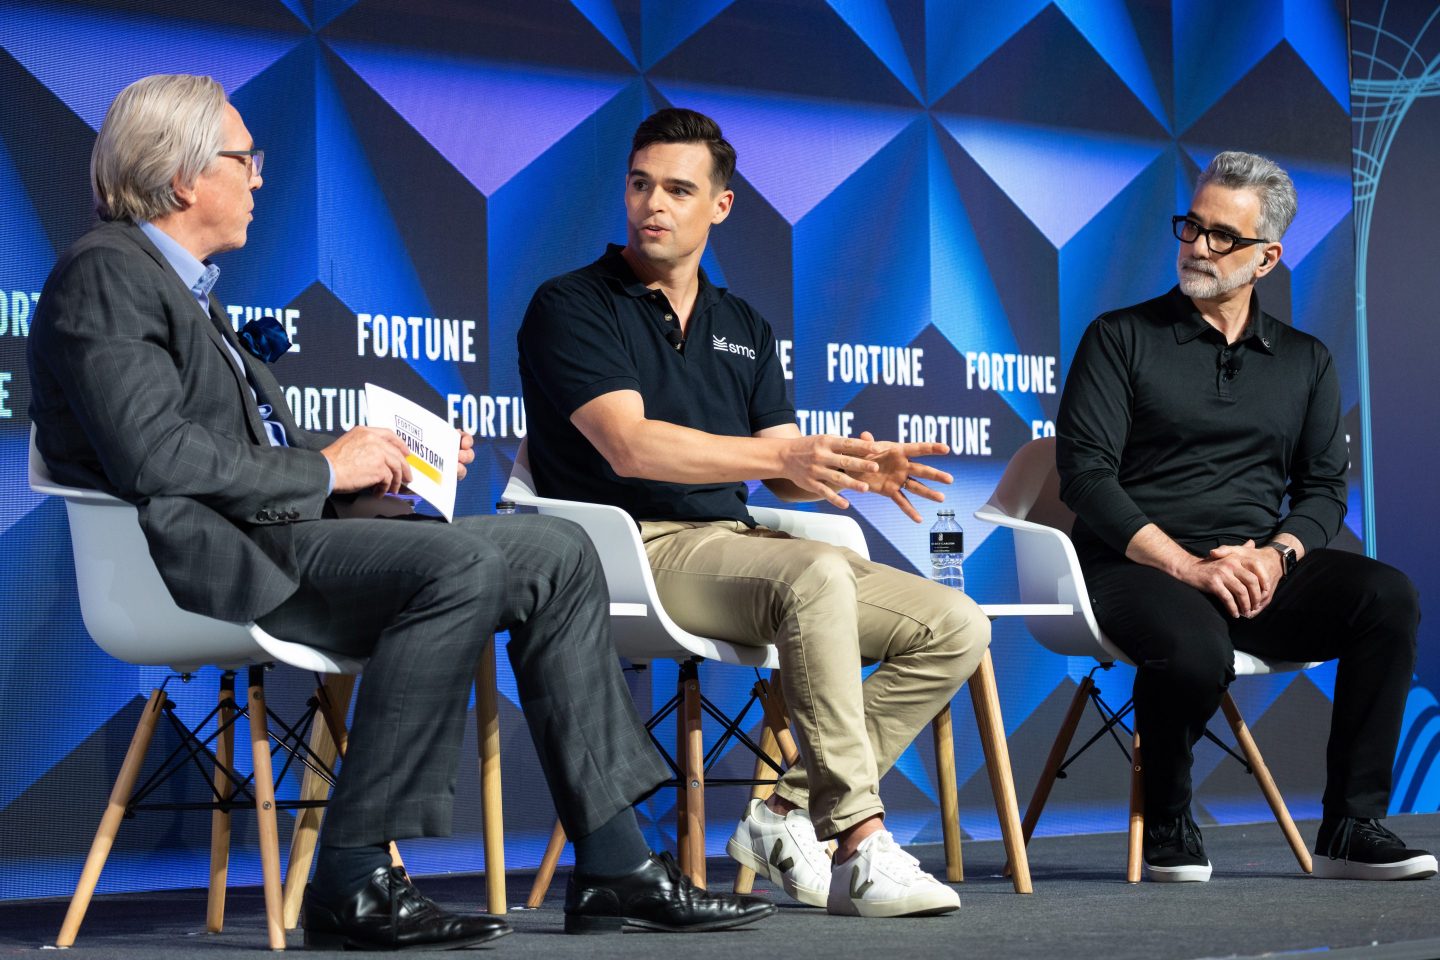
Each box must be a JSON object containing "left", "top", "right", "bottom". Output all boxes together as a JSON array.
[{"left": 2, "top": 815, "right": 1437, "bottom": 959}]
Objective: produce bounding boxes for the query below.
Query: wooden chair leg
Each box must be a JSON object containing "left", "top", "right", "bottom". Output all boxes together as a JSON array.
[
  {"left": 247, "top": 669, "right": 287, "bottom": 951},
  {"left": 56, "top": 688, "right": 166, "bottom": 947},
  {"left": 526, "top": 820, "right": 568, "bottom": 908},
  {"left": 208, "top": 674, "right": 237, "bottom": 933},
  {"left": 930, "top": 703, "right": 964, "bottom": 882},
  {"left": 733, "top": 713, "right": 782, "bottom": 894},
  {"left": 679, "top": 661, "right": 706, "bottom": 887},
  {"left": 1220, "top": 692, "right": 1313, "bottom": 873},
  {"left": 1006, "top": 675, "right": 1093, "bottom": 877},
  {"left": 282, "top": 673, "right": 355, "bottom": 930},
  {"left": 968, "top": 649, "right": 1032, "bottom": 893},
  {"left": 1127, "top": 731, "right": 1144, "bottom": 884},
  {"left": 475, "top": 643, "right": 507, "bottom": 914},
  {"left": 758, "top": 671, "right": 801, "bottom": 768}
]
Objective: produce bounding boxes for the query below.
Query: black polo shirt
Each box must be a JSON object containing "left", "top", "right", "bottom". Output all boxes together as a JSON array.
[
  {"left": 1056, "top": 285, "right": 1347, "bottom": 557},
  {"left": 517, "top": 245, "right": 795, "bottom": 524}
]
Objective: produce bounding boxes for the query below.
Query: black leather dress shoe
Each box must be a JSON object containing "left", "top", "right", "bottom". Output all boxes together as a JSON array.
[
  {"left": 303, "top": 865, "right": 511, "bottom": 950},
  {"left": 564, "top": 851, "right": 776, "bottom": 934}
]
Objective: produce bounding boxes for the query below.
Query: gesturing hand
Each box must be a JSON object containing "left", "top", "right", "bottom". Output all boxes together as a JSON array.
[
  {"left": 457, "top": 429, "right": 475, "bottom": 482},
  {"left": 321, "top": 427, "right": 413, "bottom": 496},
  {"left": 779, "top": 433, "right": 884, "bottom": 510},
  {"left": 855, "top": 431, "right": 952, "bottom": 522}
]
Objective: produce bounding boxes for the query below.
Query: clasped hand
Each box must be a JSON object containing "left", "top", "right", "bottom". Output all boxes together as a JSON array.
[{"left": 1186, "top": 539, "right": 1284, "bottom": 619}]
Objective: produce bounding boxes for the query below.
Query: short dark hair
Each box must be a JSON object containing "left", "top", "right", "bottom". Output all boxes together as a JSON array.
[{"left": 629, "top": 108, "right": 736, "bottom": 191}]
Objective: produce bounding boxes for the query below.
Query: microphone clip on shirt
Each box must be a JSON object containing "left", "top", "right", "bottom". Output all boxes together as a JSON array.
[
  {"left": 665, "top": 325, "right": 686, "bottom": 350},
  {"left": 1217, "top": 347, "right": 1244, "bottom": 381}
]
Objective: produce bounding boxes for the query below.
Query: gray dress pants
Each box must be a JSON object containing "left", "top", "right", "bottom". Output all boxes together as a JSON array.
[{"left": 257, "top": 512, "right": 667, "bottom": 847}]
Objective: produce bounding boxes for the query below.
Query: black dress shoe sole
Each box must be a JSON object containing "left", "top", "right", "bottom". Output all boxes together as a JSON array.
[
  {"left": 304, "top": 925, "right": 512, "bottom": 951},
  {"left": 564, "top": 903, "right": 777, "bottom": 935}
]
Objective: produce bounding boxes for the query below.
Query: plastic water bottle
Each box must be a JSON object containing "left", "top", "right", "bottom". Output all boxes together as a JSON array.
[{"left": 930, "top": 510, "right": 964, "bottom": 592}]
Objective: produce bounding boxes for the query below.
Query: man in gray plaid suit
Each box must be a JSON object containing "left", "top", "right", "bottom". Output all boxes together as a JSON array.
[{"left": 28, "top": 74, "right": 773, "bottom": 949}]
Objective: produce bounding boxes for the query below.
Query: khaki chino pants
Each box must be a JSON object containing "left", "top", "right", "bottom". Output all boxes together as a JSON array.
[{"left": 641, "top": 519, "right": 991, "bottom": 839}]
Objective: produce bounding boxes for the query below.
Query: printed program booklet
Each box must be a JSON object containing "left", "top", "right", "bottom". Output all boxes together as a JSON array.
[{"left": 364, "top": 382, "right": 460, "bottom": 521}]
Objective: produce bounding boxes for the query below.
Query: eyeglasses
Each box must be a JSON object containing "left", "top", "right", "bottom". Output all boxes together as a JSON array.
[
  {"left": 1171, "top": 215, "right": 1264, "bottom": 255},
  {"left": 217, "top": 149, "right": 264, "bottom": 178}
]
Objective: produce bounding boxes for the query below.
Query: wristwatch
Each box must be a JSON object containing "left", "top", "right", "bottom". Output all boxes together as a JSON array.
[{"left": 1264, "top": 540, "right": 1298, "bottom": 578}]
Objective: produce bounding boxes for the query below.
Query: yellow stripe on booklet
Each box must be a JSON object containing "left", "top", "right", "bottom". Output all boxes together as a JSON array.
[{"left": 365, "top": 382, "right": 461, "bottom": 521}]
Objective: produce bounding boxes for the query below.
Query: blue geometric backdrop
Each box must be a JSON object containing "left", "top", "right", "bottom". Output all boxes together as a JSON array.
[{"left": 0, "top": 0, "right": 1434, "bottom": 903}]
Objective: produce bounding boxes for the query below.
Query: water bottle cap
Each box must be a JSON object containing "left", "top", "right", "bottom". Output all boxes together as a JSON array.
[
  {"left": 937, "top": 509, "right": 954, "bottom": 517},
  {"left": 495, "top": 500, "right": 517, "bottom": 512}
]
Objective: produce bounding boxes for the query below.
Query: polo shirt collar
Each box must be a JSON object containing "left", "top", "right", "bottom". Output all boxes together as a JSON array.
[
  {"left": 596, "top": 243, "right": 725, "bottom": 309},
  {"left": 1170, "top": 285, "right": 1278, "bottom": 355}
]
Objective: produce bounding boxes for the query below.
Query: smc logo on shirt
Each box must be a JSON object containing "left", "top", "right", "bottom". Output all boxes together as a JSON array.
[{"left": 712, "top": 335, "right": 756, "bottom": 359}]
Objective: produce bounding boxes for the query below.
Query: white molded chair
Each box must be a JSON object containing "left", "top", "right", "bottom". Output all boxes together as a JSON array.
[
  {"left": 504, "top": 438, "right": 1032, "bottom": 897},
  {"left": 29, "top": 427, "right": 508, "bottom": 947},
  {"left": 973, "top": 436, "right": 1316, "bottom": 881}
]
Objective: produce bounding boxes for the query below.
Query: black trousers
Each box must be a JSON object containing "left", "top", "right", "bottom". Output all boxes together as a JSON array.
[
  {"left": 257, "top": 513, "right": 667, "bottom": 847},
  {"left": 1077, "top": 538, "right": 1418, "bottom": 821}
]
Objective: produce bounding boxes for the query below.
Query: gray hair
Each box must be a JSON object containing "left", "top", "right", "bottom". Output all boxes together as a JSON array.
[
  {"left": 91, "top": 74, "right": 229, "bottom": 222},
  {"left": 1195, "top": 151, "right": 1298, "bottom": 242}
]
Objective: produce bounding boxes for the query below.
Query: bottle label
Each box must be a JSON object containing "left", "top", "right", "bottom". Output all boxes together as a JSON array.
[{"left": 930, "top": 532, "right": 963, "bottom": 554}]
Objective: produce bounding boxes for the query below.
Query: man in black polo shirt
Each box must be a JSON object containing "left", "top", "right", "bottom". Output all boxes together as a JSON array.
[
  {"left": 519, "top": 109, "right": 991, "bottom": 918},
  {"left": 1057, "top": 151, "right": 1431, "bottom": 883}
]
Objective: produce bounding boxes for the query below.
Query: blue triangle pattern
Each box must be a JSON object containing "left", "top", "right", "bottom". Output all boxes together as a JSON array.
[
  {"left": 827, "top": 0, "right": 922, "bottom": 101},
  {"left": 1173, "top": 0, "right": 1283, "bottom": 133},
  {"left": 937, "top": 114, "right": 1165, "bottom": 247},
  {"left": 0, "top": 134, "right": 55, "bottom": 290},
  {"left": 569, "top": 0, "right": 639, "bottom": 68},
  {"left": 1284, "top": 0, "right": 1351, "bottom": 112},
  {"left": 925, "top": 0, "right": 1047, "bottom": 104},
  {"left": 332, "top": 42, "right": 630, "bottom": 196},
  {"left": 1056, "top": 0, "right": 1170, "bottom": 131},
  {"left": 642, "top": 0, "right": 736, "bottom": 69},
  {"left": 0, "top": 2, "right": 300, "bottom": 129}
]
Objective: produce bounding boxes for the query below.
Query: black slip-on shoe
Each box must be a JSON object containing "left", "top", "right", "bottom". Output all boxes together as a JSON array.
[
  {"left": 1313, "top": 817, "right": 1438, "bottom": 881},
  {"left": 564, "top": 851, "right": 777, "bottom": 934},
  {"left": 303, "top": 865, "right": 512, "bottom": 950},
  {"left": 1143, "top": 810, "right": 1212, "bottom": 883}
]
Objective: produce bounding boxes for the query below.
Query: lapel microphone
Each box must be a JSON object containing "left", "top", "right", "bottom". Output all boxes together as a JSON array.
[
  {"left": 1218, "top": 349, "right": 1244, "bottom": 381},
  {"left": 665, "top": 325, "right": 685, "bottom": 349}
]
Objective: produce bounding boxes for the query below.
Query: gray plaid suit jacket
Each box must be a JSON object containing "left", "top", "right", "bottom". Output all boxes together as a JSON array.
[{"left": 29, "top": 219, "right": 332, "bottom": 622}]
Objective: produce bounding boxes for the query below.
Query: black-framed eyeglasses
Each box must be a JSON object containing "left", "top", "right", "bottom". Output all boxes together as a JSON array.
[
  {"left": 217, "top": 149, "right": 264, "bottom": 177},
  {"left": 1171, "top": 215, "right": 1264, "bottom": 255}
]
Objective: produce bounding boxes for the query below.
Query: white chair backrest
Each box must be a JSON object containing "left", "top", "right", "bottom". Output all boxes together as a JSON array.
[
  {"left": 975, "top": 437, "right": 1126, "bottom": 662},
  {"left": 28, "top": 426, "right": 360, "bottom": 675}
]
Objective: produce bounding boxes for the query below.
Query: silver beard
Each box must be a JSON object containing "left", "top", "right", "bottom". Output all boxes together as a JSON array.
[{"left": 1177, "top": 248, "right": 1262, "bottom": 299}]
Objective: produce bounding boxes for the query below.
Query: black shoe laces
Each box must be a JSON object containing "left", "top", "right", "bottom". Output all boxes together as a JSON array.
[
  {"left": 1152, "top": 815, "right": 1205, "bottom": 858},
  {"left": 1326, "top": 818, "right": 1402, "bottom": 860}
]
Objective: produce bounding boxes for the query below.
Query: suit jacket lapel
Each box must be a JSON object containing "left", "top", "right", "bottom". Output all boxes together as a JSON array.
[{"left": 206, "top": 297, "right": 269, "bottom": 445}]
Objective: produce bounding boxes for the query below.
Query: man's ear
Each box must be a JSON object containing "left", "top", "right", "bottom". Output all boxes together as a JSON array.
[
  {"left": 171, "top": 172, "right": 197, "bottom": 209},
  {"left": 712, "top": 188, "right": 734, "bottom": 225},
  {"left": 1256, "top": 241, "right": 1283, "bottom": 277}
]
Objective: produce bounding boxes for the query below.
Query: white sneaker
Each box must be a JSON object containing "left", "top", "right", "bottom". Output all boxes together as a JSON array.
[
  {"left": 725, "top": 798, "right": 832, "bottom": 907},
  {"left": 826, "top": 830, "right": 960, "bottom": 918}
]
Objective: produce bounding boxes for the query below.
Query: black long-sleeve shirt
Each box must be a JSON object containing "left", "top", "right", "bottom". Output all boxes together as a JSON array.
[{"left": 1056, "top": 286, "right": 1347, "bottom": 557}]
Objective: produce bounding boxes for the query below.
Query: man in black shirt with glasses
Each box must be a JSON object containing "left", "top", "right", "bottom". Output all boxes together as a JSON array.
[{"left": 1057, "top": 151, "right": 1431, "bottom": 883}]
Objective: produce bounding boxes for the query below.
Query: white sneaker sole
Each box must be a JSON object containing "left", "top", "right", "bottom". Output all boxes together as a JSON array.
[
  {"left": 1146, "top": 860, "right": 1212, "bottom": 883},
  {"left": 726, "top": 836, "right": 829, "bottom": 907},
  {"left": 826, "top": 887, "right": 960, "bottom": 918},
  {"left": 1312, "top": 853, "right": 1438, "bottom": 881}
]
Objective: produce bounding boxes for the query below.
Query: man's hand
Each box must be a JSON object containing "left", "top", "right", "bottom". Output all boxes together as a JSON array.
[
  {"left": 457, "top": 429, "right": 475, "bottom": 482},
  {"left": 321, "top": 427, "right": 413, "bottom": 496},
  {"left": 778, "top": 434, "right": 884, "bottom": 510},
  {"left": 1178, "top": 539, "right": 1281, "bottom": 618},
  {"left": 855, "top": 430, "right": 952, "bottom": 522}
]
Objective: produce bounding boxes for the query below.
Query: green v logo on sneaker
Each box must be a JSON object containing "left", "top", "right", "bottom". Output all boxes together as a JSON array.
[
  {"left": 768, "top": 839, "right": 794, "bottom": 873},
  {"left": 850, "top": 865, "right": 873, "bottom": 899}
]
